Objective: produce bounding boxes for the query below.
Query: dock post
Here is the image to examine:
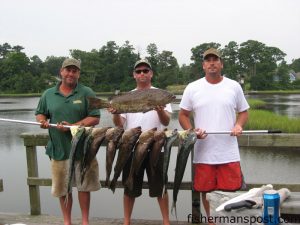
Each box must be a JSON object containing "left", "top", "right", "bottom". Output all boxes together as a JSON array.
[
  {"left": 25, "top": 145, "right": 41, "bottom": 215},
  {"left": 0, "top": 179, "right": 3, "bottom": 192}
]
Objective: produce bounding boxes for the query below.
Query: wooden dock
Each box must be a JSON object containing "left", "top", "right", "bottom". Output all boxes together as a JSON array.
[{"left": 0, "top": 213, "right": 192, "bottom": 225}]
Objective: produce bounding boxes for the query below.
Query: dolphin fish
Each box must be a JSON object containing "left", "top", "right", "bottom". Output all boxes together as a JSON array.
[
  {"left": 161, "top": 129, "right": 179, "bottom": 197},
  {"left": 171, "top": 129, "right": 197, "bottom": 219},
  {"left": 67, "top": 126, "right": 86, "bottom": 198}
]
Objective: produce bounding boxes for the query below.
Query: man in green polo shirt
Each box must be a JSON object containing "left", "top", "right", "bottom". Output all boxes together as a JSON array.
[{"left": 35, "top": 58, "right": 100, "bottom": 225}]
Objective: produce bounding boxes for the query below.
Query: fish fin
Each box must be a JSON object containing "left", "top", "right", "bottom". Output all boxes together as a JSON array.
[
  {"left": 109, "top": 179, "right": 116, "bottom": 193},
  {"left": 161, "top": 185, "right": 166, "bottom": 198},
  {"left": 125, "top": 176, "right": 134, "bottom": 191},
  {"left": 171, "top": 201, "right": 178, "bottom": 220},
  {"left": 104, "top": 178, "right": 109, "bottom": 187}
]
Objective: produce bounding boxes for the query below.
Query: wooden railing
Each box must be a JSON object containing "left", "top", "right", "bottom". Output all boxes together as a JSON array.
[
  {"left": 20, "top": 133, "right": 300, "bottom": 217},
  {"left": 0, "top": 179, "right": 3, "bottom": 192}
]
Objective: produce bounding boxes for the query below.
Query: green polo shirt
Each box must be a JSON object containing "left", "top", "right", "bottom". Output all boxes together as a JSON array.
[{"left": 35, "top": 82, "right": 100, "bottom": 160}]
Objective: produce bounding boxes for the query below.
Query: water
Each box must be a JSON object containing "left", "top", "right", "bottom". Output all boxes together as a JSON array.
[
  {"left": 247, "top": 94, "right": 300, "bottom": 118},
  {"left": 0, "top": 95, "right": 299, "bottom": 221}
]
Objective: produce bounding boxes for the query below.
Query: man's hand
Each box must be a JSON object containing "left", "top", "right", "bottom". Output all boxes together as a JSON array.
[
  {"left": 231, "top": 124, "right": 243, "bottom": 136},
  {"left": 195, "top": 128, "right": 208, "bottom": 139},
  {"left": 57, "top": 121, "right": 72, "bottom": 132},
  {"left": 39, "top": 120, "right": 50, "bottom": 129}
]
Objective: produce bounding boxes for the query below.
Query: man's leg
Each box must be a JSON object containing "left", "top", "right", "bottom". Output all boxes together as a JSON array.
[
  {"left": 59, "top": 194, "right": 72, "bottom": 225},
  {"left": 201, "top": 192, "right": 215, "bottom": 225},
  {"left": 123, "top": 194, "right": 135, "bottom": 225},
  {"left": 157, "top": 192, "right": 170, "bottom": 225},
  {"left": 78, "top": 191, "right": 90, "bottom": 225}
]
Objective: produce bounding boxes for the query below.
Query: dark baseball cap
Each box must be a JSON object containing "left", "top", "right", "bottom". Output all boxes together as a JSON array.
[{"left": 62, "top": 58, "right": 81, "bottom": 70}]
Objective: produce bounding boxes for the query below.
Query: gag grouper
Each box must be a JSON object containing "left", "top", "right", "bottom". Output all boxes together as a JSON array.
[
  {"left": 125, "top": 128, "right": 157, "bottom": 191},
  {"left": 149, "top": 129, "right": 167, "bottom": 177},
  {"left": 161, "top": 129, "right": 179, "bottom": 197},
  {"left": 67, "top": 126, "right": 86, "bottom": 201},
  {"left": 88, "top": 88, "right": 176, "bottom": 114},
  {"left": 80, "top": 126, "right": 111, "bottom": 184},
  {"left": 109, "top": 126, "right": 142, "bottom": 193},
  {"left": 104, "top": 127, "right": 124, "bottom": 187},
  {"left": 171, "top": 129, "right": 197, "bottom": 219}
]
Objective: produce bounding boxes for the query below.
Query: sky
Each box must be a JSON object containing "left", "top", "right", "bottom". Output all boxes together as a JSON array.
[{"left": 1, "top": 0, "right": 300, "bottom": 66}]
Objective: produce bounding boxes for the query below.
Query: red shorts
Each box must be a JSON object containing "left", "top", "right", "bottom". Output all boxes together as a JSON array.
[{"left": 193, "top": 162, "right": 242, "bottom": 192}]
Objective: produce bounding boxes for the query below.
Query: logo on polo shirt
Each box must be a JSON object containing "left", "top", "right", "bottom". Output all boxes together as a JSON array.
[{"left": 73, "top": 100, "right": 82, "bottom": 104}]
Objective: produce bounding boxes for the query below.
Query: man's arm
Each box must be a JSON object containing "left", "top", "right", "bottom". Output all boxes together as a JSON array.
[
  {"left": 36, "top": 114, "right": 49, "bottom": 129},
  {"left": 179, "top": 108, "right": 207, "bottom": 139},
  {"left": 231, "top": 110, "right": 249, "bottom": 136},
  {"left": 112, "top": 114, "right": 126, "bottom": 128},
  {"left": 155, "top": 106, "right": 171, "bottom": 126},
  {"left": 178, "top": 108, "right": 193, "bottom": 130},
  {"left": 74, "top": 116, "right": 100, "bottom": 127}
]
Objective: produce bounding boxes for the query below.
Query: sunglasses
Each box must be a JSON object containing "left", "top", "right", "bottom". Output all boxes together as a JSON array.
[{"left": 135, "top": 69, "right": 151, "bottom": 74}]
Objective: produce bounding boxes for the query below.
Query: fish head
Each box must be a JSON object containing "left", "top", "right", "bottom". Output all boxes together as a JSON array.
[
  {"left": 179, "top": 129, "right": 197, "bottom": 147},
  {"left": 91, "top": 126, "right": 112, "bottom": 138},
  {"left": 121, "top": 126, "right": 142, "bottom": 142},
  {"left": 105, "top": 127, "right": 124, "bottom": 142},
  {"left": 153, "top": 130, "right": 167, "bottom": 141},
  {"left": 105, "top": 127, "right": 116, "bottom": 140},
  {"left": 138, "top": 127, "right": 157, "bottom": 144}
]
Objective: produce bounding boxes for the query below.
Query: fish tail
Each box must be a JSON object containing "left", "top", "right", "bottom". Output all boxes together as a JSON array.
[
  {"left": 171, "top": 201, "right": 178, "bottom": 220},
  {"left": 104, "top": 178, "right": 109, "bottom": 187},
  {"left": 80, "top": 168, "right": 87, "bottom": 185},
  {"left": 125, "top": 176, "right": 133, "bottom": 191},
  {"left": 161, "top": 185, "right": 166, "bottom": 198},
  {"left": 109, "top": 179, "right": 116, "bottom": 193},
  {"left": 87, "top": 97, "right": 110, "bottom": 109}
]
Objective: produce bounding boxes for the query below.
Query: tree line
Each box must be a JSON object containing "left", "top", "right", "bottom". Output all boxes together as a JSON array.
[{"left": 0, "top": 40, "right": 300, "bottom": 94}]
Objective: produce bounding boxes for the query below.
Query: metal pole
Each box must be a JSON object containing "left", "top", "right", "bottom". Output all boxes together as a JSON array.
[
  {"left": 205, "top": 130, "right": 281, "bottom": 135},
  {"left": 0, "top": 118, "right": 74, "bottom": 129}
]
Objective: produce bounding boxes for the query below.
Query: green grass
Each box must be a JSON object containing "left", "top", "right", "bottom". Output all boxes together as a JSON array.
[
  {"left": 246, "top": 109, "right": 300, "bottom": 133},
  {"left": 247, "top": 99, "right": 266, "bottom": 109}
]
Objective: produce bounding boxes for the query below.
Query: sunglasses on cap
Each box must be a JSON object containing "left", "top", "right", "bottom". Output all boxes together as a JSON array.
[{"left": 134, "top": 69, "right": 151, "bottom": 74}]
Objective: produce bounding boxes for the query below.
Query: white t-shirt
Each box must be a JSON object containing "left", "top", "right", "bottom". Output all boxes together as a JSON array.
[
  {"left": 121, "top": 87, "right": 172, "bottom": 131},
  {"left": 179, "top": 77, "right": 249, "bottom": 164}
]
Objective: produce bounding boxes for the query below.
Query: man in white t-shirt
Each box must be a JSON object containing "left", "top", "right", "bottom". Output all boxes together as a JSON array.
[
  {"left": 109, "top": 59, "right": 172, "bottom": 225},
  {"left": 179, "top": 48, "right": 249, "bottom": 223}
]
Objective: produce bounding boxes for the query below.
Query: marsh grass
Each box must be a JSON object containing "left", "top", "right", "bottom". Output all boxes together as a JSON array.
[
  {"left": 247, "top": 99, "right": 266, "bottom": 109},
  {"left": 245, "top": 109, "right": 300, "bottom": 133}
]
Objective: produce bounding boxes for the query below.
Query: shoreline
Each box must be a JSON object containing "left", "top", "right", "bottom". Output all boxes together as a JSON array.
[{"left": 1, "top": 90, "right": 300, "bottom": 98}]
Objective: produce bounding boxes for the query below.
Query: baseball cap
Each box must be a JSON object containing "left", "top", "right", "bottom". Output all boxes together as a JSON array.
[
  {"left": 134, "top": 59, "right": 152, "bottom": 70},
  {"left": 203, "top": 48, "right": 222, "bottom": 60},
  {"left": 62, "top": 58, "right": 81, "bottom": 70}
]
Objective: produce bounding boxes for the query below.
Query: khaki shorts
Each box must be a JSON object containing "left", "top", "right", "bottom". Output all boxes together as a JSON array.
[{"left": 51, "top": 158, "right": 101, "bottom": 197}]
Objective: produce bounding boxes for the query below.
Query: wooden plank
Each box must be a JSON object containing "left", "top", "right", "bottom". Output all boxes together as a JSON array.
[
  {"left": 281, "top": 192, "right": 300, "bottom": 215},
  {"left": 21, "top": 132, "right": 300, "bottom": 148},
  {"left": 238, "top": 134, "right": 300, "bottom": 147},
  {"left": 0, "top": 179, "right": 3, "bottom": 192},
  {"left": 25, "top": 145, "right": 41, "bottom": 215}
]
